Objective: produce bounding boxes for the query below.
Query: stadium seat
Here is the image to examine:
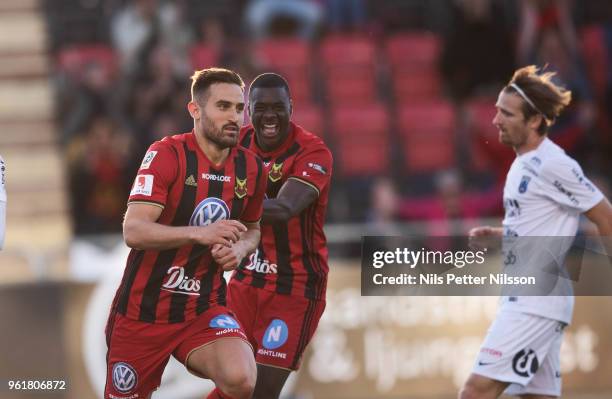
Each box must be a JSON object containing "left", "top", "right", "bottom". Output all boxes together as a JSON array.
[
  {"left": 253, "top": 38, "right": 312, "bottom": 102},
  {"left": 385, "top": 32, "right": 442, "bottom": 101},
  {"left": 397, "top": 100, "right": 456, "bottom": 172},
  {"left": 189, "top": 43, "right": 220, "bottom": 70},
  {"left": 291, "top": 103, "right": 324, "bottom": 137},
  {"left": 386, "top": 32, "right": 440, "bottom": 68},
  {"left": 330, "top": 103, "right": 390, "bottom": 176},
  {"left": 320, "top": 35, "right": 378, "bottom": 104}
]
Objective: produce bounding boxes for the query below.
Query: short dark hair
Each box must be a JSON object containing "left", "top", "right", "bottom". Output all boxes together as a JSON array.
[
  {"left": 248, "top": 73, "right": 291, "bottom": 99},
  {"left": 191, "top": 67, "right": 244, "bottom": 104},
  {"left": 503, "top": 65, "right": 572, "bottom": 135}
]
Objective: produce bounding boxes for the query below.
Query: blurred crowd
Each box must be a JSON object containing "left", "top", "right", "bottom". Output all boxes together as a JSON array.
[{"left": 44, "top": 0, "right": 612, "bottom": 236}]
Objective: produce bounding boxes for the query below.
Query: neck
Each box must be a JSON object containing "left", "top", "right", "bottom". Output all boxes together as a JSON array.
[
  {"left": 514, "top": 133, "right": 545, "bottom": 155},
  {"left": 194, "top": 129, "right": 230, "bottom": 165}
]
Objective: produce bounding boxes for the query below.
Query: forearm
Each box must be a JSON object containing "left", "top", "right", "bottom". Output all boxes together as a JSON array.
[
  {"left": 123, "top": 218, "right": 196, "bottom": 250},
  {"left": 262, "top": 198, "right": 293, "bottom": 224},
  {"left": 232, "top": 226, "right": 261, "bottom": 259}
]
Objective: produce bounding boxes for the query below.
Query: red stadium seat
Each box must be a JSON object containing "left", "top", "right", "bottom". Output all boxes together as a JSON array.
[
  {"left": 190, "top": 44, "right": 220, "bottom": 70},
  {"left": 320, "top": 35, "right": 378, "bottom": 104},
  {"left": 57, "top": 45, "right": 117, "bottom": 79},
  {"left": 330, "top": 103, "right": 390, "bottom": 176},
  {"left": 291, "top": 103, "right": 324, "bottom": 137},
  {"left": 385, "top": 33, "right": 443, "bottom": 102},
  {"left": 386, "top": 32, "right": 441, "bottom": 69},
  {"left": 397, "top": 101, "right": 456, "bottom": 172},
  {"left": 253, "top": 38, "right": 312, "bottom": 102}
]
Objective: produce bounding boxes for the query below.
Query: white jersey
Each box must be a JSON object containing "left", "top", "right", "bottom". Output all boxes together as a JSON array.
[
  {"left": 500, "top": 138, "right": 603, "bottom": 323},
  {"left": 0, "top": 155, "right": 6, "bottom": 249}
]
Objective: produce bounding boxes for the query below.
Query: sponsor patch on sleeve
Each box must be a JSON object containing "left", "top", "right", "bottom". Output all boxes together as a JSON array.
[
  {"left": 130, "top": 174, "right": 154, "bottom": 196},
  {"left": 307, "top": 162, "right": 327, "bottom": 174},
  {"left": 140, "top": 151, "right": 158, "bottom": 169}
]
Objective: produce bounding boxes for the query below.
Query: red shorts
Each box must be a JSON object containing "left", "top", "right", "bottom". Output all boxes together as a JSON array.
[
  {"left": 227, "top": 279, "right": 326, "bottom": 370},
  {"left": 104, "top": 306, "right": 248, "bottom": 399}
]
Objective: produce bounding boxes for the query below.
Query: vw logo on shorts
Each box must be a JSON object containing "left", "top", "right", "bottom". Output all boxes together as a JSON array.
[
  {"left": 262, "top": 319, "right": 289, "bottom": 350},
  {"left": 210, "top": 314, "right": 240, "bottom": 329},
  {"left": 189, "top": 197, "right": 229, "bottom": 226},
  {"left": 112, "top": 362, "right": 138, "bottom": 393}
]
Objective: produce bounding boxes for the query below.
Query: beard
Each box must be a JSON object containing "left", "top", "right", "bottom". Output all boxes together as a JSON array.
[{"left": 201, "top": 115, "right": 239, "bottom": 149}]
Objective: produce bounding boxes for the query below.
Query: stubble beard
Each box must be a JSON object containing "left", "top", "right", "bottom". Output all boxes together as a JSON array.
[{"left": 202, "top": 116, "right": 237, "bottom": 149}]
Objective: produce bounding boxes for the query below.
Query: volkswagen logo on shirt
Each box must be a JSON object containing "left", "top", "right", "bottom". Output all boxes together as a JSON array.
[
  {"left": 189, "top": 197, "right": 230, "bottom": 226},
  {"left": 112, "top": 362, "right": 138, "bottom": 393}
]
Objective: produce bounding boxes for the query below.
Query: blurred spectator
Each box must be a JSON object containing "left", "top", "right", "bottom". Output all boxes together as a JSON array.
[
  {"left": 111, "top": 0, "right": 193, "bottom": 76},
  {"left": 60, "top": 59, "right": 117, "bottom": 145},
  {"left": 324, "top": 0, "right": 367, "bottom": 32},
  {"left": 366, "top": 177, "right": 402, "bottom": 235},
  {"left": 516, "top": 0, "right": 578, "bottom": 66},
  {"left": 440, "top": 0, "right": 515, "bottom": 101},
  {"left": 245, "top": 0, "right": 324, "bottom": 40},
  {"left": 66, "top": 117, "right": 137, "bottom": 235},
  {"left": 396, "top": 170, "right": 501, "bottom": 222}
]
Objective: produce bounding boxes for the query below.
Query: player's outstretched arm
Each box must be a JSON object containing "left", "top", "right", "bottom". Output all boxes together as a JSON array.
[
  {"left": 123, "top": 203, "right": 246, "bottom": 250},
  {"left": 262, "top": 179, "right": 318, "bottom": 224},
  {"left": 211, "top": 222, "right": 261, "bottom": 271},
  {"left": 468, "top": 226, "right": 504, "bottom": 237},
  {"left": 584, "top": 198, "right": 612, "bottom": 257}
]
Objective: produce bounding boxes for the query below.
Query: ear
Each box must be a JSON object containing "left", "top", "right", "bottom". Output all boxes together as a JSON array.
[
  {"left": 187, "top": 101, "right": 198, "bottom": 119},
  {"left": 527, "top": 113, "right": 543, "bottom": 131}
]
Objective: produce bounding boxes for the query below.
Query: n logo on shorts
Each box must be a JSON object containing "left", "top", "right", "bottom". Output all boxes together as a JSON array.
[
  {"left": 210, "top": 314, "right": 240, "bottom": 329},
  {"left": 262, "top": 319, "right": 289, "bottom": 350},
  {"left": 512, "top": 348, "right": 539, "bottom": 378},
  {"left": 112, "top": 362, "right": 138, "bottom": 393}
]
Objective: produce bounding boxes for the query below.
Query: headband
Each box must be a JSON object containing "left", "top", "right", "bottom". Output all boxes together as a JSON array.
[{"left": 509, "top": 83, "right": 546, "bottom": 118}]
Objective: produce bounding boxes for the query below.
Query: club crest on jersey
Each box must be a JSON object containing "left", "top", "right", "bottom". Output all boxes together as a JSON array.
[
  {"left": 112, "top": 362, "right": 138, "bottom": 393},
  {"left": 518, "top": 175, "right": 531, "bottom": 194},
  {"left": 235, "top": 177, "right": 247, "bottom": 199},
  {"left": 269, "top": 162, "right": 283, "bottom": 182},
  {"left": 189, "top": 197, "right": 229, "bottom": 226}
]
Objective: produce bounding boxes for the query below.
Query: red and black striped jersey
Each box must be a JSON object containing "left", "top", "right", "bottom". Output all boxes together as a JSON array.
[
  {"left": 111, "top": 131, "right": 267, "bottom": 324},
  {"left": 232, "top": 122, "right": 333, "bottom": 300}
]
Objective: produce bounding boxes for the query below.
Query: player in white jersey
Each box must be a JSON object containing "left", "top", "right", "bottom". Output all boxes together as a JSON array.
[
  {"left": 459, "top": 66, "right": 612, "bottom": 399},
  {"left": 0, "top": 155, "right": 6, "bottom": 249}
]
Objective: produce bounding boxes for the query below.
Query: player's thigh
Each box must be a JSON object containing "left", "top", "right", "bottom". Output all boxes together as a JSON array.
[
  {"left": 173, "top": 306, "right": 254, "bottom": 379},
  {"left": 460, "top": 372, "right": 509, "bottom": 398},
  {"left": 227, "top": 278, "right": 258, "bottom": 345},
  {"left": 254, "top": 293, "right": 325, "bottom": 370},
  {"left": 186, "top": 337, "right": 256, "bottom": 385},
  {"left": 105, "top": 313, "right": 175, "bottom": 398}
]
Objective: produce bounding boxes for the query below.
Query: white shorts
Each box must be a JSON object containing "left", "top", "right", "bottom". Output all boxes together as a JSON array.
[{"left": 472, "top": 310, "right": 566, "bottom": 397}]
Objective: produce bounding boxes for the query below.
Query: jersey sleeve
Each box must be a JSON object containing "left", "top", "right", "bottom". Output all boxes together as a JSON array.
[
  {"left": 128, "top": 141, "right": 178, "bottom": 209},
  {"left": 540, "top": 157, "right": 604, "bottom": 213},
  {"left": 287, "top": 143, "right": 333, "bottom": 195},
  {"left": 241, "top": 157, "right": 268, "bottom": 223}
]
